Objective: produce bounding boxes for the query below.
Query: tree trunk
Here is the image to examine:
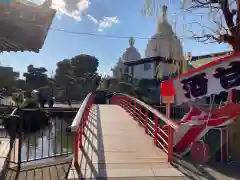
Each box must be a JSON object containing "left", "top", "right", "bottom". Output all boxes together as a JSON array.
[{"left": 228, "top": 36, "right": 240, "bottom": 52}]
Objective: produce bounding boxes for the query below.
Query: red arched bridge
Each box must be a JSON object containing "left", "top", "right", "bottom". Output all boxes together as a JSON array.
[{"left": 66, "top": 93, "right": 187, "bottom": 179}]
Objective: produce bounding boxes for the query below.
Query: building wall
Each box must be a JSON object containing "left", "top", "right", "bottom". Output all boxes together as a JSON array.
[{"left": 130, "top": 62, "right": 156, "bottom": 80}]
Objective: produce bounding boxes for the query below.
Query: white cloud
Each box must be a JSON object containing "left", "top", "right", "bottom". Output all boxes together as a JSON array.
[
  {"left": 87, "top": 14, "right": 120, "bottom": 31},
  {"left": 46, "top": 0, "right": 90, "bottom": 21},
  {"left": 98, "top": 16, "right": 120, "bottom": 31},
  {"left": 40, "top": 0, "right": 120, "bottom": 30},
  {"left": 87, "top": 14, "right": 98, "bottom": 24}
]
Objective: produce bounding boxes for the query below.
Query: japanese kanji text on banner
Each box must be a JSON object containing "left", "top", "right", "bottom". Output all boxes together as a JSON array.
[{"left": 173, "top": 55, "right": 240, "bottom": 105}]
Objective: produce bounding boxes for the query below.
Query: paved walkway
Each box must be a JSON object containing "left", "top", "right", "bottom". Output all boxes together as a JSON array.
[{"left": 68, "top": 104, "right": 187, "bottom": 179}]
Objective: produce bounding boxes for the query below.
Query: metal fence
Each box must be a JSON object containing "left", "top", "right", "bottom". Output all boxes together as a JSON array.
[
  {"left": 6, "top": 114, "right": 74, "bottom": 172},
  {"left": 154, "top": 105, "right": 190, "bottom": 120},
  {"left": 0, "top": 125, "right": 10, "bottom": 138},
  {"left": 0, "top": 98, "right": 14, "bottom": 106},
  {"left": 154, "top": 103, "right": 218, "bottom": 121}
]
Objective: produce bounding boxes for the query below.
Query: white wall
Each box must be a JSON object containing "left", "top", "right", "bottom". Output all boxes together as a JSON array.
[{"left": 130, "top": 62, "right": 155, "bottom": 79}]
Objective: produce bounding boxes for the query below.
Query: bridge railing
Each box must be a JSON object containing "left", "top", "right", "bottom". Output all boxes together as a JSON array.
[
  {"left": 154, "top": 105, "right": 190, "bottom": 120},
  {"left": 67, "top": 93, "right": 95, "bottom": 165},
  {"left": 111, "top": 93, "right": 178, "bottom": 163}
]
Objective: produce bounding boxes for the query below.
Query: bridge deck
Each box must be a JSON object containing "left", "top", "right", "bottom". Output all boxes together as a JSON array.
[{"left": 68, "top": 104, "right": 187, "bottom": 179}]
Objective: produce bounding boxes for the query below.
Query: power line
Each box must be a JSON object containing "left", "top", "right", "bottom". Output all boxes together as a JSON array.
[
  {"left": 0, "top": 8, "right": 232, "bottom": 41},
  {"left": 0, "top": 16, "right": 200, "bottom": 40},
  {"left": 50, "top": 27, "right": 195, "bottom": 40}
]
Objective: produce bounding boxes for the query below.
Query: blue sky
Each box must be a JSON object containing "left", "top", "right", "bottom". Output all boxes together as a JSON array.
[{"left": 0, "top": 0, "right": 231, "bottom": 78}]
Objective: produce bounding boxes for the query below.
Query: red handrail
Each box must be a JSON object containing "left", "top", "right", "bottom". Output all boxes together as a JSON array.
[
  {"left": 111, "top": 93, "right": 178, "bottom": 163},
  {"left": 68, "top": 93, "right": 95, "bottom": 165}
]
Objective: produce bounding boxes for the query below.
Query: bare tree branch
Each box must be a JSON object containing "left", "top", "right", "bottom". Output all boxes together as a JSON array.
[
  {"left": 141, "top": 0, "right": 240, "bottom": 50},
  {"left": 185, "top": 0, "right": 240, "bottom": 48},
  {"left": 190, "top": 32, "right": 221, "bottom": 44},
  {"left": 188, "top": 21, "right": 223, "bottom": 43},
  {"left": 187, "top": 0, "right": 219, "bottom": 10}
]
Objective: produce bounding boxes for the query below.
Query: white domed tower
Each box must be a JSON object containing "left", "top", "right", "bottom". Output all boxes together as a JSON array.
[
  {"left": 121, "top": 37, "right": 141, "bottom": 62},
  {"left": 145, "top": 5, "right": 185, "bottom": 79},
  {"left": 112, "top": 38, "right": 141, "bottom": 79}
]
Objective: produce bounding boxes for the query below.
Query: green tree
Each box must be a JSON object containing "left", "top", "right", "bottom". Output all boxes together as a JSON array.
[
  {"left": 71, "top": 54, "right": 99, "bottom": 78},
  {"left": 23, "top": 64, "right": 49, "bottom": 89},
  {"left": 54, "top": 54, "right": 99, "bottom": 100},
  {"left": 0, "top": 66, "right": 19, "bottom": 91},
  {"left": 55, "top": 60, "right": 73, "bottom": 85},
  {"left": 15, "top": 79, "right": 27, "bottom": 90},
  {"left": 142, "top": 0, "right": 240, "bottom": 52}
]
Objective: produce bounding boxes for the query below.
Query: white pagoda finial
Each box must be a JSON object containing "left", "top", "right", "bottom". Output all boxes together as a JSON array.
[
  {"left": 129, "top": 37, "right": 135, "bottom": 47},
  {"left": 157, "top": 5, "right": 168, "bottom": 33},
  {"left": 162, "top": 5, "right": 167, "bottom": 21}
]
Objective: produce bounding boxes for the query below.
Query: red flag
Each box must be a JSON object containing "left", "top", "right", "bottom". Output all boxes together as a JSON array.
[{"left": 161, "top": 80, "right": 175, "bottom": 96}]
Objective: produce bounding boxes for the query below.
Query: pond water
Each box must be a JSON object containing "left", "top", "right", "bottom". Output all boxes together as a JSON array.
[
  {"left": 20, "top": 117, "right": 74, "bottom": 162},
  {"left": 0, "top": 97, "right": 77, "bottom": 162}
]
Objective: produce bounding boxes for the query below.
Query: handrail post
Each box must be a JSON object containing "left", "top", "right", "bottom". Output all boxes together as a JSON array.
[
  {"left": 84, "top": 105, "right": 89, "bottom": 127},
  {"left": 122, "top": 97, "right": 128, "bottom": 109},
  {"left": 74, "top": 132, "right": 79, "bottom": 165},
  {"left": 154, "top": 115, "right": 158, "bottom": 146},
  {"left": 145, "top": 109, "right": 148, "bottom": 134},
  {"left": 70, "top": 92, "right": 94, "bottom": 166},
  {"left": 117, "top": 96, "right": 120, "bottom": 106},
  {"left": 131, "top": 98, "right": 134, "bottom": 115},
  {"left": 166, "top": 102, "right": 174, "bottom": 163},
  {"left": 118, "top": 96, "right": 121, "bottom": 107},
  {"left": 122, "top": 96, "right": 124, "bottom": 107},
  {"left": 138, "top": 105, "right": 141, "bottom": 123},
  {"left": 125, "top": 96, "right": 128, "bottom": 112},
  {"left": 168, "top": 126, "right": 174, "bottom": 163},
  {"left": 79, "top": 122, "right": 83, "bottom": 148},
  {"left": 134, "top": 100, "right": 137, "bottom": 119},
  {"left": 128, "top": 97, "right": 131, "bottom": 113}
]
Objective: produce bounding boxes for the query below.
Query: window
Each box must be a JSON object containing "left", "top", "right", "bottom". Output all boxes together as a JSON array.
[{"left": 144, "top": 63, "right": 151, "bottom": 71}]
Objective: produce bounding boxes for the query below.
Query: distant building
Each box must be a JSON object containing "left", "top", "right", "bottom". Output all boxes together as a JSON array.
[
  {"left": 112, "top": 5, "right": 232, "bottom": 82},
  {"left": 111, "top": 37, "right": 141, "bottom": 79},
  {"left": 112, "top": 5, "right": 186, "bottom": 81}
]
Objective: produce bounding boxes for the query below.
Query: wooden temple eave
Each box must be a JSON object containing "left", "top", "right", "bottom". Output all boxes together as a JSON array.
[
  {"left": 0, "top": 2, "right": 56, "bottom": 53},
  {"left": 0, "top": 37, "right": 35, "bottom": 53}
]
